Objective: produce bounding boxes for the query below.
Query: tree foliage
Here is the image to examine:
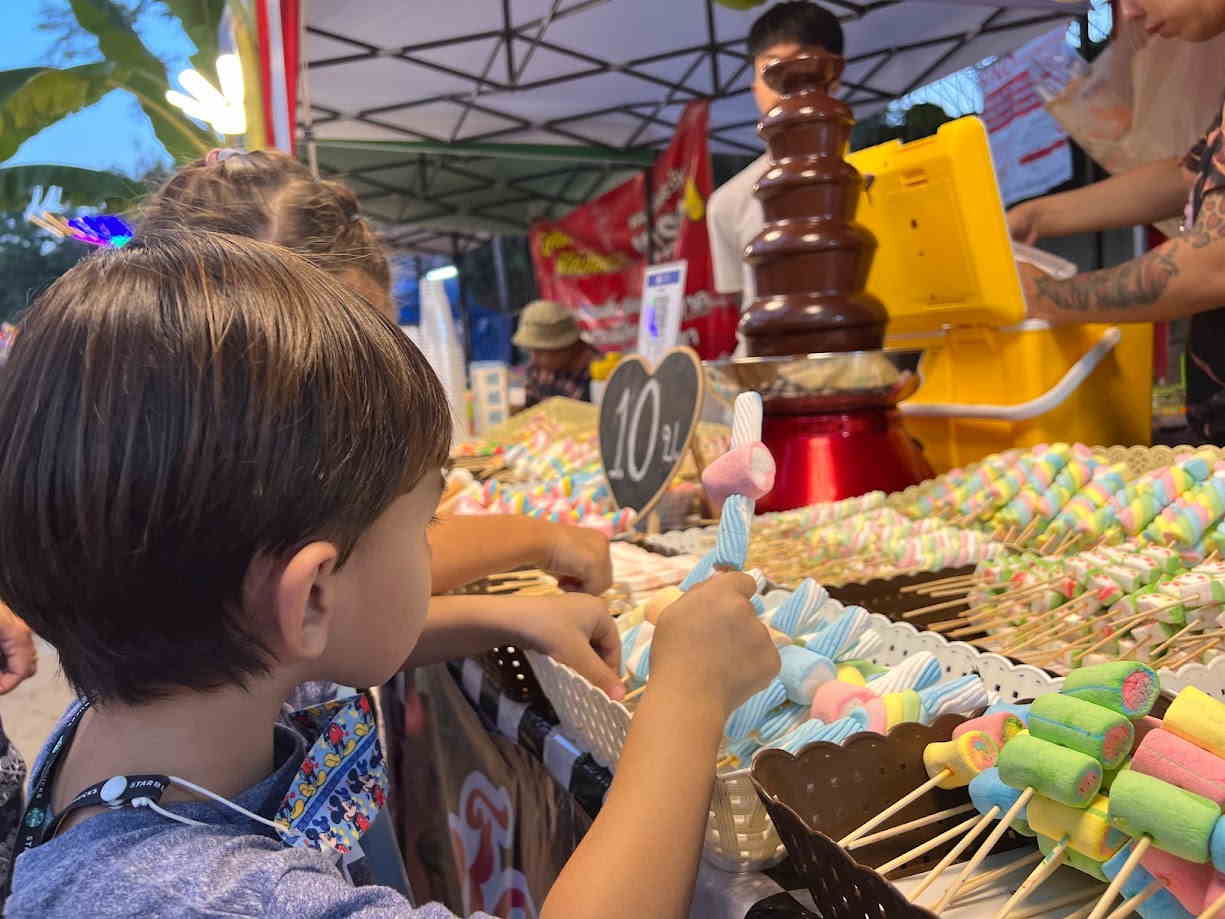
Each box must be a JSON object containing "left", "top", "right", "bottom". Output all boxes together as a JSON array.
[{"left": 0, "top": 212, "right": 86, "bottom": 323}]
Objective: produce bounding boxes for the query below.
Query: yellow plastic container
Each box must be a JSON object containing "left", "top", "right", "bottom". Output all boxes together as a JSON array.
[
  {"left": 847, "top": 117, "right": 1153, "bottom": 472},
  {"left": 897, "top": 323, "right": 1152, "bottom": 473}
]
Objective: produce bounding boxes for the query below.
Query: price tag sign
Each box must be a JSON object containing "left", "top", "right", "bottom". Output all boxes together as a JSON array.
[
  {"left": 636, "top": 260, "right": 687, "bottom": 369},
  {"left": 598, "top": 347, "right": 704, "bottom": 518}
]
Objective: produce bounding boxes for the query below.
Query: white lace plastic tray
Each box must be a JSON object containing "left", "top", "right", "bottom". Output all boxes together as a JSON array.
[{"left": 527, "top": 612, "right": 1065, "bottom": 873}]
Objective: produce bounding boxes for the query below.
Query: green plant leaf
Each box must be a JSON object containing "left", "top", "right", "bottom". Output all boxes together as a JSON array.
[
  {"left": 0, "top": 163, "right": 142, "bottom": 211},
  {"left": 159, "top": 0, "right": 227, "bottom": 71},
  {"left": 67, "top": 0, "right": 214, "bottom": 163},
  {"left": 0, "top": 63, "right": 116, "bottom": 162}
]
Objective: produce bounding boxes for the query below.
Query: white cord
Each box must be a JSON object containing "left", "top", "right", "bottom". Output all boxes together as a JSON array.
[
  {"left": 132, "top": 797, "right": 206, "bottom": 828},
  {"left": 167, "top": 775, "right": 284, "bottom": 834}
]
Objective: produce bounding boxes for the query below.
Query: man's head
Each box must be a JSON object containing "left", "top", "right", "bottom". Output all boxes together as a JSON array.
[
  {"left": 748, "top": 1, "right": 844, "bottom": 115},
  {"left": 1118, "top": 0, "right": 1225, "bottom": 40},
  {"left": 0, "top": 232, "right": 451, "bottom": 704},
  {"left": 513, "top": 299, "right": 586, "bottom": 370}
]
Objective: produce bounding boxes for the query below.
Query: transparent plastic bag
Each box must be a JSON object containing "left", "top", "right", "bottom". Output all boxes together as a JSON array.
[{"left": 1046, "top": 18, "right": 1225, "bottom": 237}]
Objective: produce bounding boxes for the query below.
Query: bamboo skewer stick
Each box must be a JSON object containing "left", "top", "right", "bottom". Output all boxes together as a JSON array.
[
  {"left": 1149, "top": 621, "right": 1200, "bottom": 658},
  {"left": 931, "top": 788, "right": 1035, "bottom": 912},
  {"left": 844, "top": 803, "right": 976, "bottom": 851},
  {"left": 1103, "top": 878, "right": 1163, "bottom": 919},
  {"left": 1012, "top": 888, "right": 1107, "bottom": 919},
  {"left": 622, "top": 685, "right": 646, "bottom": 702},
  {"left": 991, "top": 836, "right": 1071, "bottom": 919},
  {"left": 907, "top": 805, "right": 999, "bottom": 902},
  {"left": 1165, "top": 636, "right": 1223, "bottom": 670},
  {"left": 902, "top": 595, "right": 973, "bottom": 619},
  {"left": 839, "top": 768, "right": 965, "bottom": 847},
  {"left": 955, "top": 850, "right": 1043, "bottom": 896},
  {"left": 901, "top": 573, "right": 979, "bottom": 594},
  {"left": 1086, "top": 836, "right": 1153, "bottom": 919},
  {"left": 873, "top": 814, "right": 983, "bottom": 876},
  {"left": 1200, "top": 888, "right": 1225, "bottom": 919}
]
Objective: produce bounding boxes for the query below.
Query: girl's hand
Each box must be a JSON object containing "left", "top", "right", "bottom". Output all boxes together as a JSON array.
[
  {"left": 0, "top": 603, "right": 37, "bottom": 694},
  {"left": 517, "top": 594, "right": 623, "bottom": 699}
]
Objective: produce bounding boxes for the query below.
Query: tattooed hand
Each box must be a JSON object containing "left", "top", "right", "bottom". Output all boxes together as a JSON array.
[{"left": 1020, "top": 191, "right": 1225, "bottom": 325}]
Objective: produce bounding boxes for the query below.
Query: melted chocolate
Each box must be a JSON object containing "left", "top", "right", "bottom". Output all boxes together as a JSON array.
[{"left": 741, "top": 49, "right": 886, "bottom": 357}]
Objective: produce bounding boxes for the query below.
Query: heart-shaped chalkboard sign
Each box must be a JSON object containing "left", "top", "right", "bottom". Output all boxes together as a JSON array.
[{"left": 599, "top": 347, "right": 704, "bottom": 519}]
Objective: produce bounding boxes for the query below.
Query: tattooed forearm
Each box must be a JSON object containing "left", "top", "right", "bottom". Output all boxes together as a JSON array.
[
  {"left": 1033, "top": 246, "right": 1180, "bottom": 312},
  {"left": 1028, "top": 189, "right": 1225, "bottom": 317}
]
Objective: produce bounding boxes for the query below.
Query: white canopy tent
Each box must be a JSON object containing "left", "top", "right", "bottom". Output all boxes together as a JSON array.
[{"left": 299, "top": 0, "right": 1087, "bottom": 253}]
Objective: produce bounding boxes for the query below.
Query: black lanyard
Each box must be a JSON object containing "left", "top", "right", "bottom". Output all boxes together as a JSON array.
[{"left": 12, "top": 701, "right": 171, "bottom": 859}]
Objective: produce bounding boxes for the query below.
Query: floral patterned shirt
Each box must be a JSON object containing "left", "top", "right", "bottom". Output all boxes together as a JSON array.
[{"left": 1182, "top": 98, "right": 1225, "bottom": 440}]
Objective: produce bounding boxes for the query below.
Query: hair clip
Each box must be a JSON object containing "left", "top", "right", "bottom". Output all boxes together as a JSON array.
[
  {"left": 205, "top": 147, "right": 245, "bottom": 166},
  {"left": 28, "top": 212, "right": 133, "bottom": 249}
]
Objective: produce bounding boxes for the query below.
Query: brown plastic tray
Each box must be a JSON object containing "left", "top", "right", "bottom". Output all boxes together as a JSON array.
[{"left": 751, "top": 714, "right": 1029, "bottom": 918}]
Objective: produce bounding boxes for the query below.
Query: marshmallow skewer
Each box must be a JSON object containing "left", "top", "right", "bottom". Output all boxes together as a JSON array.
[
  {"left": 843, "top": 802, "right": 976, "bottom": 850},
  {"left": 839, "top": 731, "right": 999, "bottom": 846}
]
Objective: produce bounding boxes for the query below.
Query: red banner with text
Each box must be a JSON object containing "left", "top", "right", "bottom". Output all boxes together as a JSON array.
[{"left": 529, "top": 101, "right": 739, "bottom": 360}]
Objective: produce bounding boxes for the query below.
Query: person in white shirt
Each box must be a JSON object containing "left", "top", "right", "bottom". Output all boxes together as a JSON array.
[{"left": 707, "top": 2, "right": 846, "bottom": 317}]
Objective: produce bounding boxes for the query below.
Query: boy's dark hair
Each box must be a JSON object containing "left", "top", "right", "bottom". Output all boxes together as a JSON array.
[
  {"left": 0, "top": 232, "right": 450, "bottom": 705},
  {"left": 748, "top": 1, "right": 844, "bottom": 58},
  {"left": 143, "top": 149, "right": 391, "bottom": 295}
]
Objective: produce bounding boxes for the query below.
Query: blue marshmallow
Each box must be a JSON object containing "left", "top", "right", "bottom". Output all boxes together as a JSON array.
[
  {"left": 777, "top": 646, "right": 836, "bottom": 705},
  {"left": 968, "top": 767, "right": 1034, "bottom": 836}
]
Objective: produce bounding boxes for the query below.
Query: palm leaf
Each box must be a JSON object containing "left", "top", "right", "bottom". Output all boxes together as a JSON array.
[
  {"left": 159, "top": 0, "right": 227, "bottom": 72},
  {"left": 0, "top": 63, "right": 116, "bottom": 162},
  {"left": 0, "top": 163, "right": 142, "bottom": 211},
  {"left": 68, "top": 0, "right": 214, "bottom": 163}
]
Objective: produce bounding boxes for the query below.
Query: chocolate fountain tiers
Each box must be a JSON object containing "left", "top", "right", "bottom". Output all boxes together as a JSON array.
[{"left": 739, "top": 48, "right": 886, "bottom": 357}]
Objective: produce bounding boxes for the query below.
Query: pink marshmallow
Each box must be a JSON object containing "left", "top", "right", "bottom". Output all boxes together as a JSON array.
[
  {"left": 1141, "top": 847, "right": 1215, "bottom": 913},
  {"left": 1132, "top": 728, "right": 1225, "bottom": 806},
  {"left": 811, "top": 680, "right": 878, "bottom": 723},
  {"left": 1131, "top": 714, "right": 1164, "bottom": 752},
  {"left": 953, "top": 711, "right": 1024, "bottom": 748},
  {"left": 855, "top": 697, "right": 888, "bottom": 734},
  {"left": 702, "top": 442, "right": 776, "bottom": 511}
]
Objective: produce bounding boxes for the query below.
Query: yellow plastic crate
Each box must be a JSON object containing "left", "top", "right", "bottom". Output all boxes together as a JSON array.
[
  {"left": 898, "top": 322, "right": 1153, "bottom": 474},
  {"left": 848, "top": 117, "right": 1153, "bottom": 471}
]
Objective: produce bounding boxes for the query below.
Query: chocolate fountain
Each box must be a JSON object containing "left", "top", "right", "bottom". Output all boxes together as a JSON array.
[{"left": 709, "top": 48, "right": 931, "bottom": 511}]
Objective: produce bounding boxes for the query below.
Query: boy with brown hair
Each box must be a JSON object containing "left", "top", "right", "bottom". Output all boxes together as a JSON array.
[{"left": 0, "top": 231, "right": 778, "bottom": 918}]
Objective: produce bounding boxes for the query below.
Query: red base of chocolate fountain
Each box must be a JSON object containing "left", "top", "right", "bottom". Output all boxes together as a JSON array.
[{"left": 757, "top": 409, "right": 932, "bottom": 512}]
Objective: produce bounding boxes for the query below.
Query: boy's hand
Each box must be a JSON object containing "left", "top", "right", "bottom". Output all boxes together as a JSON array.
[
  {"left": 0, "top": 603, "right": 37, "bottom": 694},
  {"left": 540, "top": 524, "right": 613, "bottom": 595},
  {"left": 517, "top": 594, "right": 624, "bottom": 700},
  {"left": 649, "top": 572, "right": 778, "bottom": 717}
]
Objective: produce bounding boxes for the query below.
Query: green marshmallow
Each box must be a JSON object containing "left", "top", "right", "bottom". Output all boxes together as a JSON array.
[
  {"left": 1108, "top": 770, "right": 1221, "bottom": 863},
  {"left": 1030, "top": 694, "right": 1135, "bottom": 769},
  {"left": 998, "top": 733, "right": 1102, "bottom": 808},
  {"left": 1060, "top": 661, "right": 1159, "bottom": 719},
  {"left": 1038, "top": 833, "right": 1108, "bottom": 882}
]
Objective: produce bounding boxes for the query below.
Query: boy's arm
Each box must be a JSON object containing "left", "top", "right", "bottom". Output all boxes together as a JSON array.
[
  {"left": 403, "top": 593, "right": 624, "bottom": 698},
  {"left": 429, "top": 515, "right": 612, "bottom": 595},
  {"left": 541, "top": 573, "right": 779, "bottom": 919}
]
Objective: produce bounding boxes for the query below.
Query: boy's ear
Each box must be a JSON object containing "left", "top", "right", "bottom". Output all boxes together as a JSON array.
[{"left": 253, "top": 542, "right": 341, "bottom": 663}]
